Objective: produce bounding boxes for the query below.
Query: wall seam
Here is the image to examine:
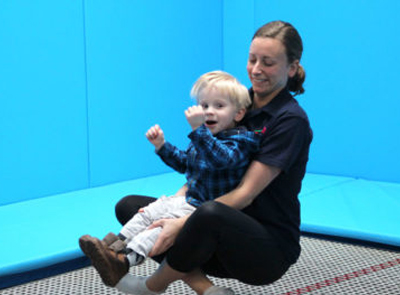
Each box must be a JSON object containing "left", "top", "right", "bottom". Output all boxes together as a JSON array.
[
  {"left": 221, "top": 0, "right": 225, "bottom": 71},
  {"left": 81, "top": 0, "right": 91, "bottom": 188},
  {"left": 253, "top": 0, "right": 256, "bottom": 32}
]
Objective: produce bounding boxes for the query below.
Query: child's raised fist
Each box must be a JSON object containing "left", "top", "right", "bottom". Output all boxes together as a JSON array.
[{"left": 146, "top": 124, "right": 165, "bottom": 150}]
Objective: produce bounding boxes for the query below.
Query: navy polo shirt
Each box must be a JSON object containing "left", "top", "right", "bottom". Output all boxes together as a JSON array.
[{"left": 241, "top": 88, "right": 313, "bottom": 264}]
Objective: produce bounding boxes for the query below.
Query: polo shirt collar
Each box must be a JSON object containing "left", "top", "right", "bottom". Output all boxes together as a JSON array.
[{"left": 246, "top": 87, "right": 292, "bottom": 118}]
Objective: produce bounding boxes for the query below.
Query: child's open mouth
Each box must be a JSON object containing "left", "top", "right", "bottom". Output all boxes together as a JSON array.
[{"left": 205, "top": 120, "right": 217, "bottom": 127}]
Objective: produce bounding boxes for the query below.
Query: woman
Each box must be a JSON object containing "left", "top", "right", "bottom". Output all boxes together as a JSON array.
[{"left": 100, "top": 20, "right": 312, "bottom": 295}]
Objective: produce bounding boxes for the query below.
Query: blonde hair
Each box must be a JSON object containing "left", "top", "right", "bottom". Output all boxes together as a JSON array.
[{"left": 190, "top": 71, "right": 251, "bottom": 110}]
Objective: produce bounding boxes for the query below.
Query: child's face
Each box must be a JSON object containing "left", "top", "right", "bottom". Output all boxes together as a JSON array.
[{"left": 198, "top": 87, "right": 243, "bottom": 135}]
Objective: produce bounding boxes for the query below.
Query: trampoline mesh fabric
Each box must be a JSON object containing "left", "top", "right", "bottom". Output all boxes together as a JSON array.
[{"left": 1, "top": 236, "right": 399, "bottom": 295}]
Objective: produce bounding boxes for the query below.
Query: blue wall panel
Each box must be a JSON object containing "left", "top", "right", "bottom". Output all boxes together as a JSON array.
[
  {"left": 0, "top": 0, "right": 89, "bottom": 205},
  {"left": 1, "top": 0, "right": 399, "bottom": 206},
  {"left": 250, "top": 0, "right": 400, "bottom": 182},
  {"left": 223, "top": 0, "right": 254, "bottom": 87},
  {"left": 84, "top": 0, "right": 223, "bottom": 186}
]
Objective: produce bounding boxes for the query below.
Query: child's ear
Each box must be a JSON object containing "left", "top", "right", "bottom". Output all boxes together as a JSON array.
[{"left": 234, "top": 108, "right": 246, "bottom": 122}]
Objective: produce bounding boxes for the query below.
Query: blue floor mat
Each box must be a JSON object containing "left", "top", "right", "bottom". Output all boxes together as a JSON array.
[
  {"left": 300, "top": 176, "right": 400, "bottom": 247},
  {"left": 0, "top": 172, "right": 185, "bottom": 278},
  {"left": 1, "top": 172, "right": 399, "bottom": 288}
]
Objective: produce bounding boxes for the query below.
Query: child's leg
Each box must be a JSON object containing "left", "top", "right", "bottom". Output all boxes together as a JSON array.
[
  {"left": 115, "top": 196, "right": 169, "bottom": 266},
  {"left": 119, "top": 196, "right": 169, "bottom": 241},
  {"left": 79, "top": 196, "right": 196, "bottom": 286},
  {"left": 127, "top": 196, "right": 195, "bottom": 257},
  {"left": 127, "top": 226, "right": 163, "bottom": 256},
  {"left": 119, "top": 195, "right": 191, "bottom": 238},
  {"left": 115, "top": 195, "right": 157, "bottom": 226}
]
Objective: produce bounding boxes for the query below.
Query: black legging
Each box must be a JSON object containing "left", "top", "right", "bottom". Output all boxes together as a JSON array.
[{"left": 115, "top": 195, "right": 291, "bottom": 285}]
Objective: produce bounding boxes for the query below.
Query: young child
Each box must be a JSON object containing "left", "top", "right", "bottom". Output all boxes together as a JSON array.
[{"left": 79, "top": 71, "right": 264, "bottom": 288}]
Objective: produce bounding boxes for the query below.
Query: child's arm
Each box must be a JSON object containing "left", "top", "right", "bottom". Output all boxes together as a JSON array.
[
  {"left": 146, "top": 124, "right": 189, "bottom": 174},
  {"left": 175, "top": 183, "right": 188, "bottom": 196},
  {"left": 190, "top": 126, "right": 258, "bottom": 169},
  {"left": 184, "top": 105, "right": 257, "bottom": 168},
  {"left": 146, "top": 124, "right": 165, "bottom": 151},
  {"left": 184, "top": 105, "right": 205, "bottom": 131}
]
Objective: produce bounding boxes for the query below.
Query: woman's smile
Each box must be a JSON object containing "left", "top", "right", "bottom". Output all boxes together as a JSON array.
[
  {"left": 251, "top": 77, "right": 268, "bottom": 86},
  {"left": 247, "top": 37, "right": 296, "bottom": 105}
]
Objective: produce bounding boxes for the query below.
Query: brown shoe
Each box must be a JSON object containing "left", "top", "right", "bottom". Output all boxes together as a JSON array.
[
  {"left": 79, "top": 235, "right": 129, "bottom": 287},
  {"left": 102, "top": 232, "right": 119, "bottom": 246}
]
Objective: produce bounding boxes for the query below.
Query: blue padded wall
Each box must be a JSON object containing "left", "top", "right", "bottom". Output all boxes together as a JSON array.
[
  {"left": 224, "top": 0, "right": 400, "bottom": 183},
  {"left": 0, "top": 1, "right": 223, "bottom": 204},
  {"left": 84, "top": 0, "right": 223, "bottom": 186},
  {"left": 254, "top": 1, "right": 400, "bottom": 183},
  {"left": 1, "top": 0, "right": 399, "bottom": 207},
  {"left": 0, "top": 0, "right": 89, "bottom": 205},
  {"left": 222, "top": 1, "right": 254, "bottom": 86}
]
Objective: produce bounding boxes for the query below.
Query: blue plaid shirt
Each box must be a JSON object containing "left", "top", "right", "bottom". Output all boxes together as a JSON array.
[{"left": 156, "top": 124, "right": 261, "bottom": 207}]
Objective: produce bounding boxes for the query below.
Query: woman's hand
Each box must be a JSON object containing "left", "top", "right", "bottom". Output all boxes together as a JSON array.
[{"left": 147, "top": 215, "right": 189, "bottom": 257}]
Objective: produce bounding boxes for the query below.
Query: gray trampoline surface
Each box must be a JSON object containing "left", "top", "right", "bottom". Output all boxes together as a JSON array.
[{"left": 2, "top": 236, "right": 400, "bottom": 295}]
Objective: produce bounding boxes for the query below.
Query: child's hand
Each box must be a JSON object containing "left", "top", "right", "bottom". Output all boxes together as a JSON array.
[
  {"left": 146, "top": 124, "right": 165, "bottom": 150},
  {"left": 185, "top": 105, "right": 205, "bottom": 131}
]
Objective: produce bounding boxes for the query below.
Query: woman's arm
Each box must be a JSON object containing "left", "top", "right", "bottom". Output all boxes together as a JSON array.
[
  {"left": 216, "top": 160, "right": 281, "bottom": 209},
  {"left": 148, "top": 214, "right": 191, "bottom": 257},
  {"left": 147, "top": 161, "right": 280, "bottom": 256}
]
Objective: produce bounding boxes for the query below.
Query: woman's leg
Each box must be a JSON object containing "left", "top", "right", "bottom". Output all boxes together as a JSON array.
[
  {"left": 115, "top": 195, "right": 157, "bottom": 225},
  {"left": 115, "top": 195, "right": 214, "bottom": 294},
  {"left": 117, "top": 201, "right": 289, "bottom": 294},
  {"left": 116, "top": 261, "right": 214, "bottom": 295},
  {"left": 166, "top": 201, "right": 291, "bottom": 285},
  {"left": 181, "top": 269, "right": 214, "bottom": 295}
]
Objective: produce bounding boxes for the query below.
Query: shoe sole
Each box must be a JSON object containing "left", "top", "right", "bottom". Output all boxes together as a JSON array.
[{"left": 79, "top": 235, "right": 125, "bottom": 287}]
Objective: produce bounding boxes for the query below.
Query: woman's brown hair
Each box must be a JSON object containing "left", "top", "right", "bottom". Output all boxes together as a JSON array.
[{"left": 253, "top": 21, "right": 305, "bottom": 95}]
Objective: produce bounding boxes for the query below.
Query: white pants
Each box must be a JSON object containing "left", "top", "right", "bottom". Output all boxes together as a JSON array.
[{"left": 119, "top": 195, "right": 196, "bottom": 257}]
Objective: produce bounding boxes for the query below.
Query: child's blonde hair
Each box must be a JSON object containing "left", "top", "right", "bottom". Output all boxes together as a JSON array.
[{"left": 190, "top": 71, "right": 251, "bottom": 110}]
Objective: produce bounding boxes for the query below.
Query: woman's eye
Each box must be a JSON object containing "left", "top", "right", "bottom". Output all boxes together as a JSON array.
[{"left": 263, "top": 59, "right": 274, "bottom": 67}]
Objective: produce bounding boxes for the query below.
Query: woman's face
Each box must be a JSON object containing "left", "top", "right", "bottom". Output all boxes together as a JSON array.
[{"left": 247, "top": 37, "right": 297, "bottom": 102}]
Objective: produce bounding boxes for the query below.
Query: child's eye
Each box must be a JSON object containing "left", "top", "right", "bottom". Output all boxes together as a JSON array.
[
  {"left": 201, "top": 103, "right": 208, "bottom": 109},
  {"left": 216, "top": 103, "right": 224, "bottom": 108}
]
